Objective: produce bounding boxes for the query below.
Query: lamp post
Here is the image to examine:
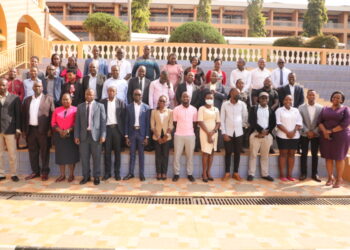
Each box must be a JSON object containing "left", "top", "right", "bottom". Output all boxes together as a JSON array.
[{"left": 128, "top": 0, "right": 132, "bottom": 41}]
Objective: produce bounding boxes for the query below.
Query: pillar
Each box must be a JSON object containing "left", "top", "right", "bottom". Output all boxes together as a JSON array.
[
  {"left": 63, "top": 3, "right": 67, "bottom": 21},
  {"left": 114, "top": 4, "right": 119, "bottom": 17}
]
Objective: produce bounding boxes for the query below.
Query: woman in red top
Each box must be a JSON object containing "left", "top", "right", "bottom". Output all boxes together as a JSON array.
[
  {"left": 205, "top": 58, "right": 227, "bottom": 85},
  {"left": 60, "top": 56, "right": 82, "bottom": 83},
  {"left": 184, "top": 56, "right": 205, "bottom": 86},
  {"left": 51, "top": 93, "right": 79, "bottom": 182}
]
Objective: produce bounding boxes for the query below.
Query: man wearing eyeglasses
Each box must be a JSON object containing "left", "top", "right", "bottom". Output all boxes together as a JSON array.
[{"left": 271, "top": 58, "right": 291, "bottom": 89}]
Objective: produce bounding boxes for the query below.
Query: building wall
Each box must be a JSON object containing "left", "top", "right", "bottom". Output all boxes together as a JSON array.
[{"left": 0, "top": 0, "right": 46, "bottom": 49}]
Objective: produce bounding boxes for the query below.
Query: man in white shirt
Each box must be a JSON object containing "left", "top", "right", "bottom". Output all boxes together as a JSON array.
[
  {"left": 271, "top": 58, "right": 291, "bottom": 88},
  {"left": 23, "top": 67, "right": 42, "bottom": 99},
  {"left": 298, "top": 89, "right": 323, "bottom": 182},
  {"left": 229, "top": 58, "right": 252, "bottom": 93},
  {"left": 108, "top": 48, "right": 132, "bottom": 81},
  {"left": 221, "top": 88, "right": 248, "bottom": 181},
  {"left": 250, "top": 58, "right": 271, "bottom": 96},
  {"left": 101, "top": 65, "right": 128, "bottom": 103},
  {"left": 148, "top": 71, "right": 175, "bottom": 109}
]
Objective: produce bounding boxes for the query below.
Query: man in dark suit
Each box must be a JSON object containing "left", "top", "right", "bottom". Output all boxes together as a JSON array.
[
  {"left": 22, "top": 81, "right": 55, "bottom": 181},
  {"left": 82, "top": 62, "right": 106, "bottom": 101},
  {"left": 83, "top": 46, "right": 108, "bottom": 77},
  {"left": 74, "top": 88, "right": 106, "bottom": 185},
  {"left": 42, "top": 65, "right": 64, "bottom": 107},
  {"left": 278, "top": 72, "right": 304, "bottom": 108},
  {"left": 101, "top": 86, "right": 126, "bottom": 181},
  {"left": 123, "top": 88, "right": 150, "bottom": 181},
  {"left": 0, "top": 78, "right": 21, "bottom": 182},
  {"left": 127, "top": 66, "right": 150, "bottom": 105},
  {"left": 175, "top": 72, "right": 201, "bottom": 108}
]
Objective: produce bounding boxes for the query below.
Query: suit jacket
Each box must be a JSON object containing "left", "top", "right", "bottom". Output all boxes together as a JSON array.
[
  {"left": 201, "top": 82, "right": 227, "bottom": 110},
  {"left": 22, "top": 94, "right": 55, "bottom": 134},
  {"left": 82, "top": 74, "right": 106, "bottom": 101},
  {"left": 175, "top": 82, "right": 201, "bottom": 108},
  {"left": 278, "top": 84, "right": 305, "bottom": 108},
  {"left": 298, "top": 103, "right": 323, "bottom": 137},
  {"left": 127, "top": 77, "right": 151, "bottom": 105},
  {"left": 101, "top": 97, "right": 126, "bottom": 136},
  {"left": 125, "top": 102, "right": 150, "bottom": 138},
  {"left": 42, "top": 77, "right": 64, "bottom": 106},
  {"left": 0, "top": 94, "right": 21, "bottom": 134},
  {"left": 83, "top": 58, "right": 108, "bottom": 77},
  {"left": 60, "top": 82, "right": 84, "bottom": 107},
  {"left": 150, "top": 108, "right": 173, "bottom": 141},
  {"left": 74, "top": 101, "right": 107, "bottom": 142},
  {"left": 248, "top": 105, "right": 276, "bottom": 135}
]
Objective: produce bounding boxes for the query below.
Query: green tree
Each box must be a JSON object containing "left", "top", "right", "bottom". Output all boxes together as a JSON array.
[
  {"left": 247, "top": 0, "right": 267, "bottom": 37},
  {"left": 169, "top": 22, "right": 225, "bottom": 44},
  {"left": 197, "top": 0, "right": 212, "bottom": 23},
  {"left": 303, "top": 0, "right": 328, "bottom": 37},
  {"left": 132, "top": 0, "right": 151, "bottom": 33},
  {"left": 83, "top": 13, "right": 129, "bottom": 41}
]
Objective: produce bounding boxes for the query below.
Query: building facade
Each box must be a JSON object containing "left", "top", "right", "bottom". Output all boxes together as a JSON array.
[{"left": 46, "top": 0, "right": 350, "bottom": 46}]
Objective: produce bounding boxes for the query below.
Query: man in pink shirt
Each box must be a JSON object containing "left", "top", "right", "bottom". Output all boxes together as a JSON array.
[
  {"left": 148, "top": 71, "right": 175, "bottom": 109},
  {"left": 172, "top": 92, "right": 198, "bottom": 182},
  {"left": 7, "top": 67, "right": 24, "bottom": 102}
]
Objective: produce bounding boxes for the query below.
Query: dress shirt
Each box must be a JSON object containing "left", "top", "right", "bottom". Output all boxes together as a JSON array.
[
  {"left": 229, "top": 69, "right": 252, "bottom": 91},
  {"left": 101, "top": 78, "right": 128, "bottom": 104},
  {"left": 257, "top": 104, "right": 269, "bottom": 129},
  {"left": 307, "top": 103, "right": 316, "bottom": 122},
  {"left": 46, "top": 78, "right": 54, "bottom": 96},
  {"left": 88, "top": 74, "right": 97, "bottom": 96},
  {"left": 109, "top": 59, "right": 132, "bottom": 80},
  {"left": 186, "top": 83, "right": 194, "bottom": 99},
  {"left": 23, "top": 78, "right": 42, "bottom": 99},
  {"left": 0, "top": 92, "right": 8, "bottom": 105},
  {"left": 134, "top": 102, "right": 141, "bottom": 126},
  {"left": 276, "top": 106, "right": 303, "bottom": 139},
  {"left": 289, "top": 84, "right": 295, "bottom": 105},
  {"left": 29, "top": 94, "right": 43, "bottom": 126},
  {"left": 107, "top": 98, "right": 117, "bottom": 125},
  {"left": 173, "top": 104, "right": 197, "bottom": 136},
  {"left": 220, "top": 100, "right": 248, "bottom": 137},
  {"left": 86, "top": 101, "right": 95, "bottom": 131},
  {"left": 149, "top": 79, "right": 175, "bottom": 109},
  {"left": 271, "top": 67, "right": 291, "bottom": 88},
  {"left": 250, "top": 68, "right": 271, "bottom": 90},
  {"left": 51, "top": 106, "right": 77, "bottom": 130},
  {"left": 138, "top": 77, "right": 145, "bottom": 93}
]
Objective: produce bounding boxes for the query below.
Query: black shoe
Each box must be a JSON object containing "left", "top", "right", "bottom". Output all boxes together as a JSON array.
[
  {"left": 93, "top": 177, "right": 100, "bottom": 185},
  {"left": 202, "top": 178, "right": 208, "bottom": 183},
  {"left": 312, "top": 175, "right": 322, "bottom": 182},
  {"left": 79, "top": 177, "right": 91, "bottom": 185},
  {"left": 0, "top": 176, "right": 6, "bottom": 181},
  {"left": 247, "top": 175, "right": 254, "bottom": 181},
  {"left": 156, "top": 177, "right": 161, "bottom": 181},
  {"left": 115, "top": 175, "right": 121, "bottom": 181},
  {"left": 140, "top": 175, "right": 146, "bottom": 181},
  {"left": 102, "top": 175, "right": 111, "bottom": 181},
  {"left": 172, "top": 175, "right": 179, "bottom": 182},
  {"left": 262, "top": 175, "right": 274, "bottom": 182},
  {"left": 269, "top": 148, "right": 276, "bottom": 154},
  {"left": 123, "top": 174, "right": 134, "bottom": 180},
  {"left": 11, "top": 176, "right": 19, "bottom": 182},
  {"left": 299, "top": 174, "right": 307, "bottom": 181},
  {"left": 208, "top": 177, "right": 214, "bottom": 181},
  {"left": 162, "top": 177, "right": 167, "bottom": 181},
  {"left": 188, "top": 175, "right": 195, "bottom": 182}
]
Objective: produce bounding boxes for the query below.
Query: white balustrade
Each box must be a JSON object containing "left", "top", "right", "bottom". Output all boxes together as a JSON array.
[
  {"left": 149, "top": 44, "right": 201, "bottom": 60},
  {"left": 206, "top": 46, "right": 261, "bottom": 62},
  {"left": 51, "top": 43, "right": 78, "bottom": 58},
  {"left": 82, "top": 44, "right": 139, "bottom": 59},
  {"left": 268, "top": 48, "right": 321, "bottom": 64},
  {"left": 327, "top": 52, "right": 350, "bottom": 65}
]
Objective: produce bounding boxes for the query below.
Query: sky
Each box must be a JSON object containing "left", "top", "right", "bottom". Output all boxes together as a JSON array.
[{"left": 221, "top": 0, "right": 350, "bottom": 6}]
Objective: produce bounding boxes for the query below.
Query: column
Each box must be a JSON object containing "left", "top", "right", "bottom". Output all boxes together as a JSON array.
[
  {"left": 114, "top": 4, "right": 120, "bottom": 17},
  {"left": 63, "top": 3, "right": 67, "bottom": 21}
]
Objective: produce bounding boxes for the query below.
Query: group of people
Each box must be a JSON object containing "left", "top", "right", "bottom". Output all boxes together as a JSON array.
[{"left": 0, "top": 45, "right": 349, "bottom": 188}]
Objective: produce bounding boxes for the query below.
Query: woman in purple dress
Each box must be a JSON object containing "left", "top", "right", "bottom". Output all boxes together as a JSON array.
[{"left": 318, "top": 91, "right": 350, "bottom": 188}]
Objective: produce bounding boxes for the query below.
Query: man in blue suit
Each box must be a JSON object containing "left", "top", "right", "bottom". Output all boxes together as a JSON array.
[
  {"left": 123, "top": 88, "right": 150, "bottom": 181},
  {"left": 74, "top": 88, "right": 106, "bottom": 185},
  {"left": 83, "top": 46, "right": 108, "bottom": 77},
  {"left": 42, "top": 65, "right": 64, "bottom": 107}
]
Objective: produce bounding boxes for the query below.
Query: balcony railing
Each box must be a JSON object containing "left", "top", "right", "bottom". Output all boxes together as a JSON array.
[
  {"left": 170, "top": 16, "right": 194, "bottom": 23},
  {"left": 266, "top": 20, "right": 296, "bottom": 27},
  {"left": 211, "top": 17, "right": 220, "bottom": 24},
  {"left": 65, "top": 14, "right": 89, "bottom": 21},
  {"left": 52, "top": 14, "right": 63, "bottom": 21},
  {"left": 150, "top": 16, "right": 169, "bottom": 22},
  {"left": 323, "top": 22, "right": 344, "bottom": 29},
  {"left": 222, "top": 18, "right": 245, "bottom": 25}
]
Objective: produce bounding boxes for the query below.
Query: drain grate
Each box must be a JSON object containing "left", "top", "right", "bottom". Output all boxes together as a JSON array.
[{"left": 1, "top": 191, "right": 350, "bottom": 205}]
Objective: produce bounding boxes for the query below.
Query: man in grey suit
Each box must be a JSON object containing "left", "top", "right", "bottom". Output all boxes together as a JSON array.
[
  {"left": 74, "top": 88, "right": 106, "bottom": 185},
  {"left": 298, "top": 89, "right": 323, "bottom": 182}
]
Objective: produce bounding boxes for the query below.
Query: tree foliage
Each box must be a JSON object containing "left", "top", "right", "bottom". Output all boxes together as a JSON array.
[
  {"left": 247, "top": 0, "right": 267, "bottom": 37},
  {"left": 132, "top": 0, "right": 151, "bottom": 33},
  {"left": 304, "top": 35, "right": 338, "bottom": 48},
  {"left": 169, "top": 22, "right": 225, "bottom": 44},
  {"left": 83, "top": 13, "right": 129, "bottom": 41},
  {"left": 197, "top": 0, "right": 212, "bottom": 23},
  {"left": 303, "top": 0, "right": 328, "bottom": 37},
  {"left": 273, "top": 36, "right": 304, "bottom": 47}
]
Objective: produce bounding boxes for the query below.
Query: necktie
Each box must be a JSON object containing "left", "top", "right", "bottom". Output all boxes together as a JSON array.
[
  {"left": 139, "top": 77, "right": 143, "bottom": 91},
  {"left": 86, "top": 102, "right": 90, "bottom": 129},
  {"left": 280, "top": 69, "right": 283, "bottom": 86}
]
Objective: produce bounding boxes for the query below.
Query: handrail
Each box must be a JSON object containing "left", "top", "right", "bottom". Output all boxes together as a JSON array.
[{"left": 0, "top": 44, "right": 27, "bottom": 76}]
